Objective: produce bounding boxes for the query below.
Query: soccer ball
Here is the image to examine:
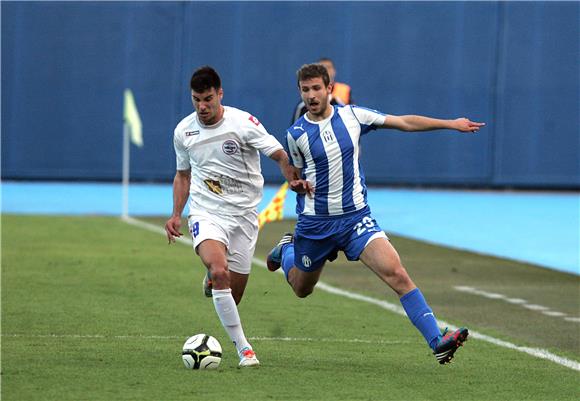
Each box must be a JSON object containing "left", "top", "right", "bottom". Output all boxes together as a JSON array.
[{"left": 182, "top": 334, "right": 222, "bottom": 370}]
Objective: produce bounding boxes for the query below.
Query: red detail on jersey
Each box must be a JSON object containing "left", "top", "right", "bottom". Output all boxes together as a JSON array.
[{"left": 249, "top": 115, "right": 260, "bottom": 126}]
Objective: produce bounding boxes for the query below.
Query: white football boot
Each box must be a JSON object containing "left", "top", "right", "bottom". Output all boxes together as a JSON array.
[{"left": 238, "top": 346, "right": 260, "bottom": 368}]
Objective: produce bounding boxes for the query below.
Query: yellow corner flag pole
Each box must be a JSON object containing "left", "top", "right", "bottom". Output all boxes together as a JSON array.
[
  {"left": 258, "top": 182, "right": 289, "bottom": 230},
  {"left": 122, "top": 89, "right": 143, "bottom": 219}
]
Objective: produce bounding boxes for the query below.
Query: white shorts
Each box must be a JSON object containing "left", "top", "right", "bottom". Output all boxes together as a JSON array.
[{"left": 187, "top": 209, "right": 258, "bottom": 275}]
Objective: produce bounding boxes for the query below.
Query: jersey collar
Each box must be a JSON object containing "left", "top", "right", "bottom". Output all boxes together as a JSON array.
[
  {"left": 196, "top": 106, "right": 227, "bottom": 129},
  {"left": 304, "top": 104, "right": 335, "bottom": 125}
]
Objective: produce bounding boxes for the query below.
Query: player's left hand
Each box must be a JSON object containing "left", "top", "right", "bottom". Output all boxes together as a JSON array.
[{"left": 454, "top": 118, "right": 485, "bottom": 133}]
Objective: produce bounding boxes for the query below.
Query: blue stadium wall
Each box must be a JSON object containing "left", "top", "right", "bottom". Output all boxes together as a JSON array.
[{"left": 2, "top": 2, "right": 579, "bottom": 188}]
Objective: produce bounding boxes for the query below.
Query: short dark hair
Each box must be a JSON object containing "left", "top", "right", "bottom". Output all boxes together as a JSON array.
[
  {"left": 296, "top": 63, "right": 330, "bottom": 87},
  {"left": 190, "top": 66, "right": 221, "bottom": 93}
]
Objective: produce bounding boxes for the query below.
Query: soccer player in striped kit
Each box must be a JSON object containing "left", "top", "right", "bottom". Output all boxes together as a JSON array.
[{"left": 267, "top": 63, "right": 485, "bottom": 364}]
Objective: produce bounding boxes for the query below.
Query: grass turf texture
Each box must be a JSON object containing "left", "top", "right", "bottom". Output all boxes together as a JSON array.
[{"left": 2, "top": 215, "right": 579, "bottom": 401}]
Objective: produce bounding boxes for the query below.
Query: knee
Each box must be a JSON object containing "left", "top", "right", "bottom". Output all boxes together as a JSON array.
[
  {"left": 390, "top": 265, "right": 410, "bottom": 280},
  {"left": 209, "top": 264, "right": 229, "bottom": 288},
  {"left": 388, "top": 265, "right": 415, "bottom": 294},
  {"left": 293, "top": 286, "right": 314, "bottom": 298}
]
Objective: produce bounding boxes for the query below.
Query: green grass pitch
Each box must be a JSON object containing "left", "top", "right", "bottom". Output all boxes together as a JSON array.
[{"left": 2, "top": 215, "right": 579, "bottom": 400}]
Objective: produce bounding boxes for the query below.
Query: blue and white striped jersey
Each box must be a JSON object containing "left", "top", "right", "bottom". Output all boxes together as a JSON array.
[{"left": 286, "top": 105, "right": 386, "bottom": 216}]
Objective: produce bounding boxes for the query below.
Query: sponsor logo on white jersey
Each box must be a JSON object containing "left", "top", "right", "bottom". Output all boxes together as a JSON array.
[
  {"left": 203, "top": 179, "right": 223, "bottom": 195},
  {"left": 248, "top": 115, "right": 260, "bottom": 126}
]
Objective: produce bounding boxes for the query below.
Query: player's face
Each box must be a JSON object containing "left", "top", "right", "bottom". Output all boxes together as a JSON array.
[
  {"left": 191, "top": 87, "right": 224, "bottom": 125},
  {"left": 299, "top": 77, "right": 332, "bottom": 119}
]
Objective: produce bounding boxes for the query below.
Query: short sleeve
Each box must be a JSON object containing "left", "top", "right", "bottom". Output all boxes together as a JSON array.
[
  {"left": 351, "top": 105, "right": 386, "bottom": 135},
  {"left": 244, "top": 114, "right": 283, "bottom": 156},
  {"left": 173, "top": 129, "right": 190, "bottom": 170},
  {"left": 286, "top": 131, "right": 304, "bottom": 168}
]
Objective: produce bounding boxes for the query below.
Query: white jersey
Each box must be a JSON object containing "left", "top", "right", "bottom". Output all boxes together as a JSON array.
[{"left": 173, "top": 106, "right": 283, "bottom": 215}]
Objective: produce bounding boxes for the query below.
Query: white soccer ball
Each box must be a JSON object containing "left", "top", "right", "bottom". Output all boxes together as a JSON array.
[{"left": 182, "top": 334, "right": 222, "bottom": 370}]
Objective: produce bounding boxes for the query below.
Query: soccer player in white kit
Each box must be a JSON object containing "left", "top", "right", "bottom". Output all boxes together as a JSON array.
[{"left": 165, "top": 66, "right": 295, "bottom": 367}]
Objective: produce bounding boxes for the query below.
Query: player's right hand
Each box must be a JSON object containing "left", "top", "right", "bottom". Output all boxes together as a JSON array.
[
  {"left": 289, "top": 179, "right": 315, "bottom": 198},
  {"left": 164, "top": 216, "right": 183, "bottom": 244}
]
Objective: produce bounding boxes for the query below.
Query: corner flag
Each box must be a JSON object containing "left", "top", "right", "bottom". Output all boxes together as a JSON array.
[
  {"left": 121, "top": 89, "right": 143, "bottom": 219},
  {"left": 123, "top": 89, "right": 143, "bottom": 147},
  {"left": 258, "top": 182, "right": 289, "bottom": 230}
]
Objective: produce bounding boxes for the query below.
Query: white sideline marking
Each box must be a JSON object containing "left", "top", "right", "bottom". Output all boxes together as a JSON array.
[
  {"left": 523, "top": 304, "right": 549, "bottom": 311},
  {"left": 252, "top": 336, "right": 408, "bottom": 345},
  {"left": 122, "top": 217, "right": 580, "bottom": 372},
  {"left": 543, "top": 311, "right": 566, "bottom": 317},
  {"left": 454, "top": 285, "right": 578, "bottom": 323},
  {"left": 505, "top": 298, "right": 527, "bottom": 304},
  {"left": 2, "top": 333, "right": 406, "bottom": 345},
  {"left": 3, "top": 333, "right": 182, "bottom": 340}
]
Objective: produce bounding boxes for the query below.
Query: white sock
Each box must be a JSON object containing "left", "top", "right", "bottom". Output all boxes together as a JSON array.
[{"left": 212, "top": 288, "right": 250, "bottom": 354}]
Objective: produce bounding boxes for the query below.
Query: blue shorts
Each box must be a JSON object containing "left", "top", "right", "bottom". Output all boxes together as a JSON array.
[{"left": 293, "top": 207, "right": 388, "bottom": 272}]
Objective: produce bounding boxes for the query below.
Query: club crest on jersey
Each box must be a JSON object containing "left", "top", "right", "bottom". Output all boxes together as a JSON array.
[
  {"left": 322, "top": 130, "right": 334, "bottom": 142},
  {"left": 248, "top": 115, "right": 260, "bottom": 126},
  {"left": 222, "top": 140, "right": 239, "bottom": 155},
  {"left": 203, "top": 179, "right": 223, "bottom": 195}
]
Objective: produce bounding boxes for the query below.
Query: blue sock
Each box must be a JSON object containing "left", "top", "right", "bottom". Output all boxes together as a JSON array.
[
  {"left": 280, "top": 244, "right": 295, "bottom": 280},
  {"left": 400, "top": 288, "right": 441, "bottom": 350}
]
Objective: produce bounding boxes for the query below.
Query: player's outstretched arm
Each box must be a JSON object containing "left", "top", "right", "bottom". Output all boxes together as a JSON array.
[
  {"left": 381, "top": 115, "right": 485, "bottom": 133},
  {"left": 165, "top": 169, "right": 191, "bottom": 244}
]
